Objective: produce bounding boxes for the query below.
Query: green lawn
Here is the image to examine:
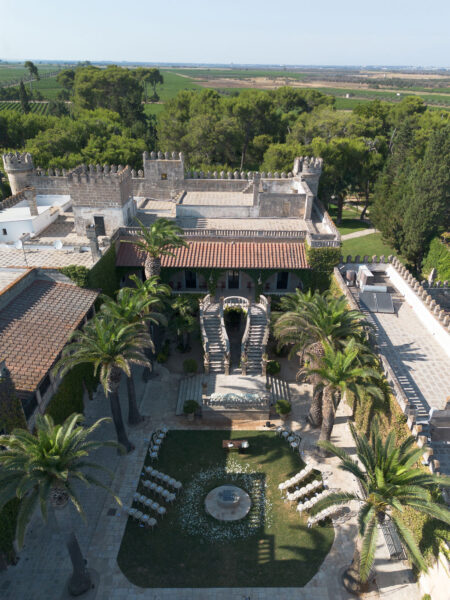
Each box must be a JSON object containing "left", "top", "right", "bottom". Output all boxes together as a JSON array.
[
  {"left": 341, "top": 232, "right": 396, "bottom": 259},
  {"left": 328, "top": 204, "right": 371, "bottom": 236},
  {"left": 117, "top": 430, "right": 334, "bottom": 588}
]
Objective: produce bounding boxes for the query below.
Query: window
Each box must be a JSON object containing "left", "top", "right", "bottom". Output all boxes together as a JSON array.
[
  {"left": 185, "top": 270, "right": 197, "bottom": 289},
  {"left": 228, "top": 270, "right": 240, "bottom": 289},
  {"left": 161, "top": 173, "right": 167, "bottom": 180},
  {"left": 276, "top": 271, "right": 289, "bottom": 290},
  {"left": 1, "top": 228, "right": 6, "bottom": 236},
  {"left": 94, "top": 216, "right": 105, "bottom": 236}
]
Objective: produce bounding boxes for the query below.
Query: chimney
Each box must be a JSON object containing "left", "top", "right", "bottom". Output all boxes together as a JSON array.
[
  {"left": 85, "top": 225, "right": 101, "bottom": 262},
  {"left": 23, "top": 187, "right": 38, "bottom": 216}
]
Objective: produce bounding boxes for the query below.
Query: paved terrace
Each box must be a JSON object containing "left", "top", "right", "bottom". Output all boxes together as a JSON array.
[
  {"left": 0, "top": 362, "right": 421, "bottom": 600},
  {"left": 351, "top": 274, "right": 450, "bottom": 421},
  {"left": 181, "top": 191, "right": 254, "bottom": 206},
  {"left": 0, "top": 247, "right": 94, "bottom": 268}
]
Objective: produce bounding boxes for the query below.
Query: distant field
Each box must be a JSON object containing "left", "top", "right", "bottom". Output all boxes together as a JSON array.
[
  {"left": 156, "top": 70, "right": 202, "bottom": 101},
  {"left": 0, "top": 64, "right": 58, "bottom": 83},
  {"left": 172, "top": 68, "right": 309, "bottom": 80},
  {"left": 31, "top": 77, "right": 63, "bottom": 99},
  {"left": 313, "top": 86, "right": 450, "bottom": 107},
  {"left": 0, "top": 101, "right": 50, "bottom": 115}
]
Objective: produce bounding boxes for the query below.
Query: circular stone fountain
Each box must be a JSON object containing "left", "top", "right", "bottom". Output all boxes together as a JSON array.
[{"left": 204, "top": 485, "right": 252, "bottom": 521}]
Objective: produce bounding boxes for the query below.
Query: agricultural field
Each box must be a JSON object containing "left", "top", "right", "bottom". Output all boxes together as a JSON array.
[
  {"left": 0, "top": 63, "right": 60, "bottom": 84},
  {"left": 0, "top": 101, "right": 50, "bottom": 115}
]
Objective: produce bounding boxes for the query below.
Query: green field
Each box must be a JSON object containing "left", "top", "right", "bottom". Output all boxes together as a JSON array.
[
  {"left": 313, "top": 86, "right": 450, "bottom": 107},
  {"left": 118, "top": 430, "right": 333, "bottom": 588},
  {"left": 0, "top": 101, "right": 50, "bottom": 114},
  {"left": 328, "top": 204, "right": 371, "bottom": 236},
  {"left": 341, "top": 232, "right": 396, "bottom": 259},
  {"left": 172, "top": 68, "right": 309, "bottom": 80},
  {"left": 0, "top": 64, "right": 59, "bottom": 84}
]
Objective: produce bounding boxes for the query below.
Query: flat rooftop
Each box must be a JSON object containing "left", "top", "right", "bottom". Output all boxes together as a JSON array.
[
  {"left": 0, "top": 195, "right": 70, "bottom": 223},
  {"left": 0, "top": 267, "right": 29, "bottom": 293},
  {"left": 181, "top": 192, "right": 254, "bottom": 206},
  {"left": 0, "top": 247, "right": 94, "bottom": 268}
]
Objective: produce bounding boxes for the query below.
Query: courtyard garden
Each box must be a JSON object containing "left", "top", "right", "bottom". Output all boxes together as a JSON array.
[{"left": 117, "top": 430, "right": 334, "bottom": 588}]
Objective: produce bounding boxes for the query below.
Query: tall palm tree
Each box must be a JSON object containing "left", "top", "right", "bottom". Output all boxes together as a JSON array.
[
  {"left": 0, "top": 413, "right": 120, "bottom": 596},
  {"left": 274, "top": 292, "right": 371, "bottom": 427},
  {"left": 128, "top": 218, "right": 187, "bottom": 279},
  {"left": 99, "top": 287, "right": 168, "bottom": 425},
  {"left": 54, "top": 316, "right": 152, "bottom": 453},
  {"left": 309, "top": 423, "right": 450, "bottom": 593},
  {"left": 299, "top": 339, "right": 383, "bottom": 445}
]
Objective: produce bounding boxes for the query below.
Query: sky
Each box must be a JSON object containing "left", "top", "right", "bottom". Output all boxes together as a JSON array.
[{"left": 1, "top": 0, "right": 449, "bottom": 67}]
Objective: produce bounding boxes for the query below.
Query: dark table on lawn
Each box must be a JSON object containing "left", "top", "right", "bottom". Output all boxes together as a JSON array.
[{"left": 222, "top": 439, "right": 249, "bottom": 451}]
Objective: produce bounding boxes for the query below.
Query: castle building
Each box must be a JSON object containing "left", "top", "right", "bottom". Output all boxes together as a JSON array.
[{"left": 1, "top": 150, "right": 340, "bottom": 290}]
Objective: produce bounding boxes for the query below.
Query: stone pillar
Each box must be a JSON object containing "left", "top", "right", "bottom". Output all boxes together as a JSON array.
[
  {"left": 304, "top": 193, "right": 314, "bottom": 219},
  {"left": 253, "top": 172, "right": 261, "bottom": 206},
  {"left": 23, "top": 187, "right": 38, "bottom": 216},
  {"left": 85, "top": 225, "right": 101, "bottom": 262}
]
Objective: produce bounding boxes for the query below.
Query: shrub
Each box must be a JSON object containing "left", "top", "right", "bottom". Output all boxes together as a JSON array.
[
  {"left": 59, "top": 265, "right": 89, "bottom": 287},
  {"left": 183, "top": 400, "right": 199, "bottom": 414},
  {"left": 422, "top": 236, "right": 450, "bottom": 281},
  {"left": 183, "top": 359, "right": 198, "bottom": 374},
  {"left": 87, "top": 246, "right": 120, "bottom": 298},
  {"left": 156, "top": 352, "right": 168, "bottom": 364},
  {"left": 266, "top": 360, "right": 281, "bottom": 375},
  {"left": 275, "top": 398, "right": 291, "bottom": 415},
  {"left": 46, "top": 363, "right": 98, "bottom": 425}
]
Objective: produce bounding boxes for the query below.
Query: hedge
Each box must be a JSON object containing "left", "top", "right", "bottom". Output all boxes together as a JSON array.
[
  {"left": 45, "top": 363, "right": 99, "bottom": 425},
  {"left": 422, "top": 236, "right": 450, "bottom": 281},
  {"left": 61, "top": 246, "right": 120, "bottom": 299},
  {"left": 305, "top": 243, "right": 342, "bottom": 291}
]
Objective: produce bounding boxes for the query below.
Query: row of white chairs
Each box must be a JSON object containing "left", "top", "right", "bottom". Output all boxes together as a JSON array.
[
  {"left": 286, "top": 479, "right": 323, "bottom": 502},
  {"left": 148, "top": 427, "right": 169, "bottom": 460},
  {"left": 133, "top": 492, "right": 167, "bottom": 518},
  {"left": 143, "top": 466, "right": 182, "bottom": 491},
  {"left": 278, "top": 464, "right": 314, "bottom": 491},
  {"left": 142, "top": 479, "right": 176, "bottom": 503},
  {"left": 123, "top": 506, "right": 158, "bottom": 529},
  {"left": 307, "top": 505, "right": 341, "bottom": 527},
  {"left": 276, "top": 426, "right": 301, "bottom": 452},
  {"left": 296, "top": 489, "right": 332, "bottom": 513}
]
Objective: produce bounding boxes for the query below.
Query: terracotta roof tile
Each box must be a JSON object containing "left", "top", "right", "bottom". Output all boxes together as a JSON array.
[
  {"left": 116, "top": 239, "right": 309, "bottom": 270},
  {"left": 0, "top": 280, "right": 98, "bottom": 398}
]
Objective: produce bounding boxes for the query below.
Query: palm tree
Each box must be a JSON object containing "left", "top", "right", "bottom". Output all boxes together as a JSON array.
[
  {"left": 0, "top": 413, "right": 120, "bottom": 596},
  {"left": 309, "top": 423, "right": 450, "bottom": 593},
  {"left": 171, "top": 296, "right": 197, "bottom": 352},
  {"left": 54, "top": 316, "right": 152, "bottom": 453},
  {"left": 99, "top": 288, "right": 168, "bottom": 425},
  {"left": 128, "top": 218, "right": 187, "bottom": 279},
  {"left": 299, "top": 339, "right": 383, "bottom": 445},
  {"left": 274, "top": 292, "right": 371, "bottom": 427}
]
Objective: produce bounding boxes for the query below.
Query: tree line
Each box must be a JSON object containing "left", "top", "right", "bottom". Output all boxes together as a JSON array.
[{"left": 0, "top": 64, "right": 449, "bottom": 272}]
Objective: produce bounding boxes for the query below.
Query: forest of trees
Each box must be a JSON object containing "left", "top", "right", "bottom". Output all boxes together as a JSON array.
[{"left": 0, "top": 64, "right": 449, "bottom": 273}]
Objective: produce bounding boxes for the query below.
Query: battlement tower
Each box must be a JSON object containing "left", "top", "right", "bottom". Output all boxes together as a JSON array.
[{"left": 2, "top": 152, "right": 35, "bottom": 194}]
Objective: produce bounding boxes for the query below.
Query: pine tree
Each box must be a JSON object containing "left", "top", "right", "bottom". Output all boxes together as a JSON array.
[{"left": 19, "top": 81, "right": 30, "bottom": 114}]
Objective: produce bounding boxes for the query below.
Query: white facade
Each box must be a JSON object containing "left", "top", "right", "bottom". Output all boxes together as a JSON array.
[{"left": 0, "top": 195, "right": 71, "bottom": 243}]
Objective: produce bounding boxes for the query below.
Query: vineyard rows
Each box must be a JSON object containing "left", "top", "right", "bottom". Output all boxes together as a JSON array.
[{"left": 0, "top": 101, "right": 50, "bottom": 115}]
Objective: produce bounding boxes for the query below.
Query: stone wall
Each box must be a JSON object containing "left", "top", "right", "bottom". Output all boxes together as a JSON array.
[{"left": 258, "top": 192, "right": 306, "bottom": 218}]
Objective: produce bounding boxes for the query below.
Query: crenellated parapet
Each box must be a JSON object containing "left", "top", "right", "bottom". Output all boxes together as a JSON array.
[
  {"left": 2, "top": 152, "right": 35, "bottom": 194},
  {"left": 69, "top": 164, "right": 131, "bottom": 184},
  {"left": 293, "top": 156, "right": 323, "bottom": 176},
  {"left": 184, "top": 170, "right": 293, "bottom": 180},
  {"left": 145, "top": 150, "right": 183, "bottom": 161}
]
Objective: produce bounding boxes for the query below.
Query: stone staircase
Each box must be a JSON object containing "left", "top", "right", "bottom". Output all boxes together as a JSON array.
[
  {"left": 245, "top": 304, "right": 267, "bottom": 374},
  {"left": 200, "top": 296, "right": 229, "bottom": 374},
  {"left": 176, "top": 374, "right": 205, "bottom": 415}
]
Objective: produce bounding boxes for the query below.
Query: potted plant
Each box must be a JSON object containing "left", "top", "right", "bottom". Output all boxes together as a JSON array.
[
  {"left": 183, "top": 399, "right": 199, "bottom": 421},
  {"left": 276, "top": 398, "right": 291, "bottom": 420},
  {"left": 266, "top": 360, "right": 281, "bottom": 376}
]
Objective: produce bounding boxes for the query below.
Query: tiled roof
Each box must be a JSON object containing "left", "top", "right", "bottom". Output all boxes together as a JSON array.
[
  {"left": 0, "top": 280, "right": 98, "bottom": 398},
  {"left": 116, "top": 239, "right": 309, "bottom": 270}
]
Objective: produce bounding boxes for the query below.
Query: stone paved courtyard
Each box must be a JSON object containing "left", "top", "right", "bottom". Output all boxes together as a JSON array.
[
  {"left": 0, "top": 363, "right": 421, "bottom": 600},
  {"left": 363, "top": 298, "right": 450, "bottom": 420}
]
